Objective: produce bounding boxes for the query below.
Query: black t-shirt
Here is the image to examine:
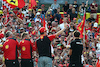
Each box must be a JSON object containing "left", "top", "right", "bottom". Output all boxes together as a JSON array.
[
  {"left": 29, "top": 13, "right": 34, "bottom": 19},
  {"left": 55, "top": 13, "right": 61, "bottom": 23},
  {"left": 69, "top": 12, "right": 77, "bottom": 21},
  {"left": 63, "top": 4, "right": 69, "bottom": 12},
  {"left": 70, "top": 39, "right": 83, "bottom": 63},
  {"left": 67, "top": 9, "right": 72, "bottom": 14},
  {"left": 36, "top": 36, "right": 51, "bottom": 58},
  {"left": 87, "top": 18, "right": 95, "bottom": 22},
  {"left": 42, "top": 11, "right": 46, "bottom": 15},
  {"left": 73, "top": 4, "right": 78, "bottom": 11}
]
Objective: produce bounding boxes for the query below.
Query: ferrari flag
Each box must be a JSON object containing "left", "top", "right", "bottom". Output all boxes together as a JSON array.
[
  {"left": 2, "top": 0, "right": 25, "bottom": 9},
  {"left": 77, "top": 14, "right": 85, "bottom": 38},
  {"left": 29, "top": 0, "right": 37, "bottom": 9}
]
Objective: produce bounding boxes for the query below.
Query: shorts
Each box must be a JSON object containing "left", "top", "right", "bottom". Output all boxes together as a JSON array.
[
  {"left": 21, "top": 59, "right": 33, "bottom": 67},
  {"left": 5, "top": 60, "right": 19, "bottom": 67}
]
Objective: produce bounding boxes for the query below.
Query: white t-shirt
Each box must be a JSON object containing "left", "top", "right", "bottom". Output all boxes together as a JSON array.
[
  {"left": 96, "top": 50, "right": 100, "bottom": 58},
  {"left": 59, "top": 23, "right": 69, "bottom": 30},
  {"left": 96, "top": 43, "right": 100, "bottom": 50}
]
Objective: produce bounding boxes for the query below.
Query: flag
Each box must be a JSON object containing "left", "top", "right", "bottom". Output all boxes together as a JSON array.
[
  {"left": 43, "top": 17, "right": 46, "bottom": 27},
  {"left": 96, "top": 59, "right": 100, "bottom": 67},
  {"left": 29, "top": 0, "right": 37, "bottom": 9},
  {"left": 2, "top": 0, "right": 25, "bottom": 10},
  {"left": 77, "top": 14, "right": 85, "bottom": 38}
]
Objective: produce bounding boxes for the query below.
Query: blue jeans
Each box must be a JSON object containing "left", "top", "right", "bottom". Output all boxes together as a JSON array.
[{"left": 38, "top": 56, "right": 52, "bottom": 67}]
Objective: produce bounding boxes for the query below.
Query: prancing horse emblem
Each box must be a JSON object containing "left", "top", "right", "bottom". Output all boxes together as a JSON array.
[{"left": 10, "top": 0, "right": 16, "bottom": 3}]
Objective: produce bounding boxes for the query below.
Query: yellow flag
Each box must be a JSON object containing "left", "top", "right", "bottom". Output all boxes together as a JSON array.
[{"left": 7, "top": 0, "right": 18, "bottom": 6}]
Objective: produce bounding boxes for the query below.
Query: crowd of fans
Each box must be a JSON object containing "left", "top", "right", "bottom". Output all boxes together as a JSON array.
[{"left": 0, "top": 0, "right": 100, "bottom": 67}]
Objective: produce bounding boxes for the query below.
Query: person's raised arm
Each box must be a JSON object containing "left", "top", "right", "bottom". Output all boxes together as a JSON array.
[
  {"left": 85, "top": 0, "right": 88, "bottom": 7},
  {"left": 55, "top": 22, "right": 68, "bottom": 37},
  {"left": 94, "top": 5, "right": 98, "bottom": 10}
]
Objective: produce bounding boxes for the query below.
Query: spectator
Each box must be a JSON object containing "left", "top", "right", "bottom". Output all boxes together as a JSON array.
[
  {"left": 41, "top": 4, "right": 46, "bottom": 15},
  {"left": 78, "top": 13, "right": 84, "bottom": 23},
  {"left": 69, "top": 22, "right": 75, "bottom": 32},
  {"left": 79, "top": 1, "right": 88, "bottom": 14},
  {"left": 59, "top": 17, "right": 69, "bottom": 30},
  {"left": 62, "top": 1, "right": 69, "bottom": 12},
  {"left": 54, "top": 8, "right": 61, "bottom": 23},
  {"left": 36, "top": 23, "right": 67, "bottom": 67},
  {"left": 90, "top": 0, "right": 98, "bottom": 19},
  {"left": 28, "top": 9, "right": 35, "bottom": 20},
  {"left": 69, "top": 8, "right": 77, "bottom": 21},
  {"left": 35, "top": 12, "right": 42, "bottom": 24},
  {"left": 22, "top": 6, "right": 29, "bottom": 17},
  {"left": 73, "top": 0, "right": 78, "bottom": 13},
  {"left": 67, "top": 4, "right": 73, "bottom": 14},
  {"left": 37, "top": 9, "right": 45, "bottom": 19},
  {"left": 87, "top": 13, "right": 95, "bottom": 23},
  {"left": 51, "top": 0, "right": 60, "bottom": 14}
]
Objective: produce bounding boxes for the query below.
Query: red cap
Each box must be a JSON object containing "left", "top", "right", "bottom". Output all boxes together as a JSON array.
[
  {"left": 92, "top": 48, "right": 96, "bottom": 51},
  {"left": 73, "top": 18, "right": 77, "bottom": 20},
  {"left": 39, "top": 27, "right": 46, "bottom": 33},
  {"left": 0, "top": 33, "right": 4, "bottom": 39},
  {"left": 41, "top": 4, "right": 45, "bottom": 7},
  {"left": 54, "top": 0, "right": 57, "bottom": 1}
]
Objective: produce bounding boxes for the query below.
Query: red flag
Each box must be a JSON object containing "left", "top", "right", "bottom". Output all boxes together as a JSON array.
[
  {"left": 43, "top": 17, "right": 46, "bottom": 27},
  {"left": 96, "top": 59, "right": 100, "bottom": 67},
  {"left": 77, "top": 14, "right": 85, "bottom": 38},
  {"left": 29, "top": 0, "right": 37, "bottom": 9},
  {"left": 2, "top": 0, "right": 25, "bottom": 10}
]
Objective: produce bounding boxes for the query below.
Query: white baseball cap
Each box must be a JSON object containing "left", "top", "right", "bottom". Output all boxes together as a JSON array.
[{"left": 36, "top": 12, "right": 41, "bottom": 15}]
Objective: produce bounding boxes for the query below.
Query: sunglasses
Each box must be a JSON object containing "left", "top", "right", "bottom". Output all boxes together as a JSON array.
[
  {"left": 92, "top": 61, "right": 96, "bottom": 62},
  {"left": 0, "top": 15, "right": 3, "bottom": 16}
]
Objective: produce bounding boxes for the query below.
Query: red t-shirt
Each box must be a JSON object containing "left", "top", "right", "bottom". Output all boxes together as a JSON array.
[
  {"left": 90, "top": 3, "right": 98, "bottom": 13},
  {"left": 19, "top": 39, "right": 36, "bottom": 59},
  {"left": 3, "top": 38, "right": 19, "bottom": 60}
]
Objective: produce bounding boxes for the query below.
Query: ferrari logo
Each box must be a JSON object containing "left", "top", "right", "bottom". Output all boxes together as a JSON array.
[
  {"left": 32, "top": 31, "right": 34, "bottom": 34},
  {"left": 6, "top": 40, "right": 9, "bottom": 42},
  {"left": 22, "top": 40, "right": 24, "bottom": 43},
  {"left": 7, "top": 0, "right": 18, "bottom": 6},
  {"left": 22, "top": 46, "right": 26, "bottom": 51},
  {"left": 18, "top": 15, "right": 20, "bottom": 17},
  {"left": 5, "top": 45, "right": 9, "bottom": 49},
  {"left": 40, "top": 36, "right": 43, "bottom": 39}
]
